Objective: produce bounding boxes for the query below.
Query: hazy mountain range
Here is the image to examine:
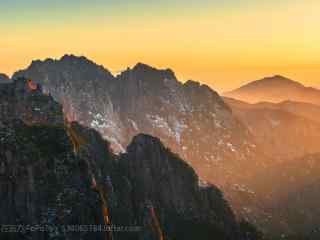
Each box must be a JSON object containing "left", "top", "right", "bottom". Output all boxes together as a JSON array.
[
  {"left": 13, "top": 55, "right": 266, "bottom": 190},
  {"left": 1, "top": 54, "right": 320, "bottom": 239},
  {"left": 225, "top": 98, "right": 320, "bottom": 124},
  {"left": 225, "top": 97, "right": 320, "bottom": 160}
]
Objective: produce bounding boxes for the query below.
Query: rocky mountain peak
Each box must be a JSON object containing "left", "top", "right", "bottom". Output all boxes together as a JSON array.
[
  {"left": 59, "top": 54, "right": 106, "bottom": 69},
  {"left": 60, "top": 53, "right": 87, "bottom": 61},
  {"left": 126, "top": 62, "right": 177, "bottom": 81},
  {"left": 18, "top": 54, "right": 115, "bottom": 84}
]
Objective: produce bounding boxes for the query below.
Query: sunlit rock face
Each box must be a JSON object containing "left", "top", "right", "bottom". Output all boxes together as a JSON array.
[{"left": 13, "top": 55, "right": 264, "bottom": 191}]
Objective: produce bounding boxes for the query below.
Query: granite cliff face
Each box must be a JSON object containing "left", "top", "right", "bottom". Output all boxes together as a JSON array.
[{"left": 0, "top": 78, "right": 247, "bottom": 240}]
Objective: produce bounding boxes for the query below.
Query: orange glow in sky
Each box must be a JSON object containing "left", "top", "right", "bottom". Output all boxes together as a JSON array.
[{"left": 1, "top": 0, "right": 320, "bottom": 92}]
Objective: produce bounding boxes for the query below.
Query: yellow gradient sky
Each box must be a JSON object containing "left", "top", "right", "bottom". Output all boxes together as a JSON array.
[{"left": 1, "top": 0, "right": 320, "bottom": 92}]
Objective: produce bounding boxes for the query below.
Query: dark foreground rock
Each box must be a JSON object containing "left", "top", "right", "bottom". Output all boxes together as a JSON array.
[{"left": 0, "top": 120, "right": 245, "bottom": 240}]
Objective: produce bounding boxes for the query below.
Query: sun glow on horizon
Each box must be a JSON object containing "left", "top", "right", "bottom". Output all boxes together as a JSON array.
[{"left": 1, "top": 0, "right": 320, "bottom": 92}]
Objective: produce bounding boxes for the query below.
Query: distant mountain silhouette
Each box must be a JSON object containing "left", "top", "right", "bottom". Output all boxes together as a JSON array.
[{"left": 224, "top": 75, "right": 320, "bottom": 105}]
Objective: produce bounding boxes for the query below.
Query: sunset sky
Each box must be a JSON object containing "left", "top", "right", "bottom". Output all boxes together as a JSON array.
[{"left": 1, "top": 0, "right": 320, "bottom": 92}]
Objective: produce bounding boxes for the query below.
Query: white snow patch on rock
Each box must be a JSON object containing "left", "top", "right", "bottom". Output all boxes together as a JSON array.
[{"left": 128, "top": 119, "right": 139, "bottom": 131}]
